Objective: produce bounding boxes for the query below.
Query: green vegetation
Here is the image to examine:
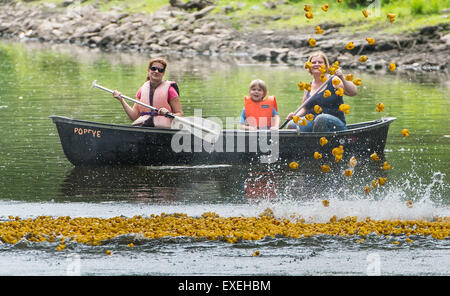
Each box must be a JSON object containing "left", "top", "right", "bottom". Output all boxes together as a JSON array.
[{"left": 15, "top": 0, "right": 450, "bottom": 34}]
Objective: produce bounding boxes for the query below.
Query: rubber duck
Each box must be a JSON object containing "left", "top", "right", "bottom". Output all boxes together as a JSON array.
[
  {"left": 252, "top": 250, "right": 260, "bottom": 256},
  {"left": 353, "top": 78, "right": 362, "bottom": 86},
  {"left": 305, "top": 11, "right": 314, "bottom": 19},
  {"left": 323, "top": 90, "right": 331, "bottom": 98},
  {"left": 316, "top": 25, "right": 324, "bottom": 34},
  {"left": 319, "top": 137, "right": 328, "bottom": 146},
  {"left": 304, "top": 4, "right": 312, "bottom": 12},
  {"left": 314, "top": 152, "right": 323, "bottom": 159},
  {"left": 349, "top": 156, "right": 357, "bottom": 167},
  {"left": 319, "top": 64, "right": 327, "bottom": 73},
  {"left": 298, "top": 82, "right": 306, "bottom": 90},
  {"left": 328, "top": 66, "right": 337, "bottom": 75},
  {"left": 401, "top": 129, "right": 410, "bottom": 137},
  {"left": 322, "top": 4, "right": 329, "bottom": 12},
  {"left": 293, "top": 115, "right": 300, "bottom": 124},
  {"left": 346, "top": 42, "right": 355, "bottom": 50},
  {"left": 322, "top": 200, "right": 330, "bottom": 207},
  {"left": 364, "top": 185, "right": 371, "bottom": 194},
  {"left": 382, "top": 161, "right": 391, "bottom": 170},
  {"left": 309, "top": 38, "right": 316, "bottom": 47},
  {"left": 362, "top": 9, "right": 370, "bottom": 18},
  {"left": 376, "top": 102, "right": 385, "bottom": 112},
  {"left": 387, "top": 13, "right": 396, "bottom": 22},
  {"left": 389, "top": 63, "right": 396, "bottom": 72},
  {"left": 289, "top": 161, "right": 299, "bottom": 170},
  {"left": 314, "top": 105, "right": 323, "bottom": 114},
  {"left": 370, "top": 152, "right": 379, "bottom": 161},
  {"left": 359, "top": 55, "right": 368, "bottom": 63},
  {"left": 344, "top": 169, "right": 353, "bottom": 177},
  {"left": 332, "top": 78, "right": 341, "bottom": 87},
  {"left": 345, "top": 74, "right": 354, "bottom": 81},
  {"left": 320, "top": 74, "right": 327, "bottom": 82},
  {"left": 338, "top": 103, "right": 350, "bottom": 114},
  {"left": 305, "top": 114, "right": 314, "bottom": 121},
  {"left": 305, "top": 61, "right": 312, "bottom": 70},
  {"left": 366, "top": 37, "right": 376, "bottom": 45},
  {"left": 321, "top": 165, "right": 331, "bottom": 172},
  {"left": 335, "top": 88, "right": 344, "bottom": 96}
]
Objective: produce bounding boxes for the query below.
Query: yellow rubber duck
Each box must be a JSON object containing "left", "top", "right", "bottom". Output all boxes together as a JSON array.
[
  {"left": 289, "top": 161, "right": 299, "bottom": 170},
  {"left": 293, "top": 115, "right": 300, "bottom": 124},
  {"left": 364, "top": 185, "right": 371, "bottom": 194},
  {"left": 319, "top": 64, "right": 327, "bottom": 73},
  {"left": 345, "top": 74, "right": 354, "bottom": 81},
  {"left": 305, "top": 114, "right": 315, "bottom": 121},
  {"left": 349, "top": 156, "right": 357, "bottom": 167},
  {"left": 401, "top": 129, "right": 410, "bottom": 137},
  {"left": 106, "top": 250, "right": 112, "bottom": 255},
  {"left": 328, "top": 66, "right": 337, "bottom": 75},
  {"left": 387, "top": 13, "right": 396, "bottom": 22},
  {"left": 335, "top": 88, "right": 344, "bottom": 96},
  {"left": 376, "top": 102, "right": 385, "bottom": 112},
  {"left": 319, "top": 137, "right": 328, "bottom": 146},
  {"left": 366, "top": 37, "right": 376, "bottom": 45},
  {"left": 344, "top": 169, "right": 353, "bottom": 177},
  {"left": 362, "top": 9, "right": 370, "bottom": 18},
  {"left": 305, "top": 61, "right": 312, "bottom": 70},
  {"left": 382, "top": 161, "right": 392, "bottom": 170},
  {"left": 316, "top": 26, "right": 324, "bottom": 34},
  {"left": 389, "top": 63, "right": 396, "bottom": 72},
  {"left": 322, "top": 200, "right": 330, "bottom": 207},
  {"left": 323, "top": 90, "right": 331, "bottom": 98},
  {"left": 370, "top": 152, "right": 379, "bottom": 161},
  {"left": 406, "top": 200, "right": 413, "bottom": 208},
  {"left": 321, "top": 165, "right": 331, "bottom": 173},
  {"left": 299, "top": 118, "right": 308, "bottom": 126},
  {"left": 371, "top": 180, "right": 379, "bottom": 188},
  {"left": 359, "top": 55, "right": 368, "bottom": 63},
  {"left": 353, "top": 78, "right": 362, "bottom": 86},
  {"left": 304, "top": 4, "right": 312, "bottom": 12},
  {"left": 345, "top": 42, "right": 355, "bottom": 50},
  {"left": 322, "top": 4, "right": 329, "bottom": 12},
  {"left": 305, "top": 11, "right": 314, "bottom": 19},
  {"left": 338, "top": 103, "right": 350, "bottom": 114},
  {"left": 314, "top": 152, "right": 323, "bottom": 159},
  {"left": 332, "top": 78, "right": 341, "bottom": 87},
  {"left": 298, "top": 82, "right": 305, "bottom": 90},
  {"left": 252, "top": 250, "right": 260, "bottom": 256},
  {"left": 320, "top": 74, "right": 327, "bottom": 82},
  {"left": 309, "top": 38, "right": 316, "bottom": 47},
  {"left": 378, "top": 177, "right": 387, "bottom": 186},
  {"left": 314, "top": 105, "right": 323, "bottom": 114}
]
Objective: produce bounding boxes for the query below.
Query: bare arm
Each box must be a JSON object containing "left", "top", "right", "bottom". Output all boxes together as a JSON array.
[
  {"left": 113, "top": 90, "right": 140, "bottom": 121},
  {"left": 335, "top": 69, "right": 358, "bottom": 97}
]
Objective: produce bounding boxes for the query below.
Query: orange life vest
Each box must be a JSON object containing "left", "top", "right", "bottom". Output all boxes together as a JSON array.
[
  {"left": 244, "top": 95, "right": 278, "bottom": 128},
  {"left": 133, "top": 80, "right": 174, "bottom": 128}
]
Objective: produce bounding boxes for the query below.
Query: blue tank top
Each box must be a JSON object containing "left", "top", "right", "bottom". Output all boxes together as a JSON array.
[{"left": 304, "top": 76, "right": 346, "bottom": 124}]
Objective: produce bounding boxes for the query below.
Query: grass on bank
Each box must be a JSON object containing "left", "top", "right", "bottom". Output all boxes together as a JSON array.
[{"left": 16, "top": 0, "right": 450, "bottom": 34}]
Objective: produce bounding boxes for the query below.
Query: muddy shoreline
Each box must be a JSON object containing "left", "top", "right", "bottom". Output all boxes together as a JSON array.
[{"left": 1, "top": 2, "right": 449, "bottom": 72}]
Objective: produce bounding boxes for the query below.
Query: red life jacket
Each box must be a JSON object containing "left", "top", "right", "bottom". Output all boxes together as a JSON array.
[
  {"left": 244, "top": 95, "right": 278, "bottom": 128},
  {"left": 132, "top": 80, "right": 173, "bottom": 128}
]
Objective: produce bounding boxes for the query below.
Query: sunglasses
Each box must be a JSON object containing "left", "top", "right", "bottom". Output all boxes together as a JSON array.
[{"left": 150, "top": 66, "right": 165, "bottom": 73}]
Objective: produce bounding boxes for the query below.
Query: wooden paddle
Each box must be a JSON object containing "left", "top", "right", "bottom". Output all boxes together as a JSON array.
[{"left": 91, "top": 80, "right": 221, "bottom": 143}]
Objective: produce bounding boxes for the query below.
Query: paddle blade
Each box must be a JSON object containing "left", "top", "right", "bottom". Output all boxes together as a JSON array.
[{"left": 171, "top": 116, "right": 222, "bottom": 144}]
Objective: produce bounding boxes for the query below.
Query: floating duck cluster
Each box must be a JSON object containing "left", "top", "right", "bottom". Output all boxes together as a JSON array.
[{"left": 1, "top": 214, "right": 447, "bottom": 247}]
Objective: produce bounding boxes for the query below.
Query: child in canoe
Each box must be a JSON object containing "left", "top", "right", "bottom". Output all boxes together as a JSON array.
[{"left": 239, "top": 79, "right": 280, "bottom": 130}]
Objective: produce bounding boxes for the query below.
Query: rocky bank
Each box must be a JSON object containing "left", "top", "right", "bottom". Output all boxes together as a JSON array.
[{"left": 0, "top": 1, "right": 449, "bottom": 72}]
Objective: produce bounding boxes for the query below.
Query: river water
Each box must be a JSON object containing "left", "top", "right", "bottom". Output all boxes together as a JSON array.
[{"left": 0, "top": 40, "right": 448, "bottom": 276}]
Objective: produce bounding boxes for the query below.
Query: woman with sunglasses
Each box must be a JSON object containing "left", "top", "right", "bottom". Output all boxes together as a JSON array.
[{"left": 112, "top": 57, "right": 183, "bottom": 127}]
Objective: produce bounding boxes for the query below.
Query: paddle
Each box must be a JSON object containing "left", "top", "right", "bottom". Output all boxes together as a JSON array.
[{"left": 91, "top": 80, "right": 221, "bottom": 143}]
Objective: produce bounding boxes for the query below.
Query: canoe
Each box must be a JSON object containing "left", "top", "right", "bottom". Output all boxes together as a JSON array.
[{"left": 50, "top": 115, "right": 396, "bottom": 166}]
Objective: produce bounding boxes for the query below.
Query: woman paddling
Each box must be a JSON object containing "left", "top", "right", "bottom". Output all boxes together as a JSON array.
[
  {"left": 286, "top": 51, "right": 357, "bottom": 132},
  {"left": 112, "top": 57, "right": 183, "bottom": 127}
]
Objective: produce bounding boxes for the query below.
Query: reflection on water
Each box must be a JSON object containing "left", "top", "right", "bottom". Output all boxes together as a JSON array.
[{"left": 57, "top": 158, "right": 390, "bottom": 204}]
